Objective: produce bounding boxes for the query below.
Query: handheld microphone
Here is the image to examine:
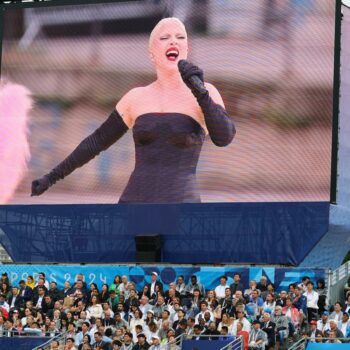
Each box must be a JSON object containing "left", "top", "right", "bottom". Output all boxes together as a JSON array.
[{"left": 188, "top": 75, "right": 207, "bottom": 95}]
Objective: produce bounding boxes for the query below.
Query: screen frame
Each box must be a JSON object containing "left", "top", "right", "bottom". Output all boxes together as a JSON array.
[{"left": 0, "top": 0, "right": 341, "bottom": 205}]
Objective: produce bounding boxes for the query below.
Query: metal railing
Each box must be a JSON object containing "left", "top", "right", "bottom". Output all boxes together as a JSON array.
[
  {"left": 219, "top": 336, "right": 244, "bottom": 350},
  {"left": 288, "top": 337, "right": 350, "bottom": 350},
  {"left": 328, "top": 260, "right": 350, "bottom": 305},
  {"left": 32, "top": 332, "right": 67, "bottom": 350}
]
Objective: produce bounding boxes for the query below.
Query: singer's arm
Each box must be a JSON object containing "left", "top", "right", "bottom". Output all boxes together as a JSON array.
[{"left": 178, "top": 60, "right": 236, "bottom": 147}]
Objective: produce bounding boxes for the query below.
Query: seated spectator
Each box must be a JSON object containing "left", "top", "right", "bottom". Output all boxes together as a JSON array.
[
  {"left": 222, "top": 298, "right": 236, "bottom": 318},
  {"left": 232, "top": 310, "right": 251, "bottom": 336},
  {"left": 133, "top": 332, "right": 150, "bottom": 350},
  {"left": 75, "top": 322, "right": 91, "bottom": 347},
  {"left": 8, "top": 287, "right": 23, "bottom": 311},
  {"left": 324, "top": 319, "right": 344, "bottom": 338},
  {"left": 185, "top": 276, "right": 205, "bottom": 298},
  {"left": 257, "top": 276, "right": 269, "bottom": 293},
  {"left": 167, "top": 335, "right": 181, "bottom": 350},
  {"left": 282, "top": 297, "right": 299, "bottom": 331},
  {"left": 175, "top": 276, "right": 186, "bottom": 299},
  {"left": 0, "top": 294, "right": 9, "bottom": 313},
  {"left": 194, "top": 301, "right": 214, "bottom": 324},
  {"left": 87, "top": 295, "right": 103, "bottom": 320},
  {"left": 93, "top": 330, "right": 111, "bottom": 349},
  {"left": 292, "top": 286, "right": 307, "bottom": 326},
  {"left": 19, "top": 279, "right": 33, "bottom": 303},
  {"left": 214, "top": 276, "right": 230, "bottom": 300},
  {"left": 275, "top": 290, "right": 288, "bottom": 308},
  {"left": 218, "top": 313, "right": 234, "bottom": 334},
  {"left": 326, "top": 329, "right": 342, "bottom": 344},
  {"left": 48, "top": 281, "right": 63, "bottom": 302},
  {"left": 203, "top": 321, "right": 220, "bottom": 340},
  {"left": 330, "top": 302, "right": 343, "bottom": 322},
  {"left": 112, "top": 340, "right": 122, "bottom": 350},
  {"left": 174, "top": 319, "right": 187, "bottom": 339},
  {"left": 100, "top": 284, "right": 110, "bottom": 304},
  {"left": 192, "top": 324, "right": 204, "bottom": 341},
  {"left": 262, "top": 293, "right": 276, "bottom": 313},
  {"left": 130, "top": 309, "right": 145, "bottom": 335},
  {"left": 244, "top": 280, "right": 259, "bottom": 299},
  {"left": 122, "top": 331, "right": 134, "bottom": 350},
  {"left": 248, "top": 320, "right": 267, "bottom": 350},
  {"left": 317, "top": 311, "right": 330, "bottom": 334},
  {"left": 307, "top": 320, "right": 322, "bottom": 342},
  {"left": 271, "top": 305, "right": 289, "bottom": 348},
  {"left": 45, "top": 320, "right": 60, "bottom": 337},
  {"left": 236, "top": 321, "right": 249, "bottom": 350},
  {"left": 315, "top": 279, "right": 327, "bottom": 316},
  {"left": 65, "top": 337, "right": 78, "bottom": 350},
  {"left": 338, "top": 312, "right": 350, "bottom": 338},
  {"left": 78, "top": 334, "right": 92, "bottom": 350}
]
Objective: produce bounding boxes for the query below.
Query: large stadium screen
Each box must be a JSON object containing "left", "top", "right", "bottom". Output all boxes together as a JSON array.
[{"left": 0, "top": 0, "right": 335, "bottom": 204}]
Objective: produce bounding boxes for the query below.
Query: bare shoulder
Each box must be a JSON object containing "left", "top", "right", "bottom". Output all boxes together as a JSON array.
[
  {"left": 115, "top": 87, "right": 149, "bottom": 127},
  {"left": 204, "top": 82, "right": 225, "bottom": 108}
]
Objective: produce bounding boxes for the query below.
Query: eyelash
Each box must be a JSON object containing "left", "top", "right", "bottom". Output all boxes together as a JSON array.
[{"left": 160, "top": 37, "right": 186, "bottom": 40}]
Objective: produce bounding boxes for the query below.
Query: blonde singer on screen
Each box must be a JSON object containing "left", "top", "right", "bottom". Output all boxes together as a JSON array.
[{"left": 31, "top": 18, "right": 236, "bottom": 203}]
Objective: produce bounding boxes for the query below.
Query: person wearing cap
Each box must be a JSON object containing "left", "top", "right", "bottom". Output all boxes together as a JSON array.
[
  {"left": 132, "top": 333, "right": 150, "bottom": 350},
  {"left": 307, "top": 319, "right": 322, "bottom": 342},
  {"left": 248, "top": 320, "right": 267, "bottom": 349},
  {"left": 317, "top": 311, "right": 330, "bottom": 334},
  {"left": 148, "top": 335, "right": 161, "bottom": 350},
  {"left": 147, "top": 272, "right": 163, "bottom": 301}
]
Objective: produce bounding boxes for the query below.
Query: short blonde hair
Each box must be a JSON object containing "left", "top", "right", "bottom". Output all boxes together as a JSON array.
[{"left": 149, "top": 17, "right": 187, "bottom": 49}]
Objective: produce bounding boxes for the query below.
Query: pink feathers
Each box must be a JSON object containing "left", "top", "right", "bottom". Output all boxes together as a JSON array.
[{"left": 0, "top": 81, "right": 33, "bottom": 204}]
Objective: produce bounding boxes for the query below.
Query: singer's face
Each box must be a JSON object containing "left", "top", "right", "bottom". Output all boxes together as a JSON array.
[{"left": 149, "top": 20, "right": 188, "bottom": 71}]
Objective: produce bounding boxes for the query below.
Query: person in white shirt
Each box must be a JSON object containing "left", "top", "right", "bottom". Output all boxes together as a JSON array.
[
  {"left": 194, "top": 301, "right": 214, "bottom": 324},
  {"left": 329, "top": 302, "right": 343, "bottom": 323},
  {"left": 303, "top": 281, "right": 319, "bottom": 323},
  {"left": 317, "top": 311, "right": 330, "bottom": 334},
  {"left": 214, "top": 276, "right": 229, "bottom": 300},
  {"left": 232, "top": 310, "right": 251, "bottom": 336}
]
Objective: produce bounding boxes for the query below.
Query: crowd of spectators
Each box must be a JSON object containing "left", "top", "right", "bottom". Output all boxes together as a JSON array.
[{"left": 0, "top": 271, "right": 349, "bottom": 350}]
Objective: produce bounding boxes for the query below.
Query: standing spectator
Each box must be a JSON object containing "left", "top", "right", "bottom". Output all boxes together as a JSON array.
[
  {"left": 293, "top": 286, "right": 307, "bottom": 326},
  {"left": 147, "top": 273, "right": 163, "bottom": 301},
  {"left": 315, "top": 279, "right": 327, "bottom": 316},
  {"left": 261, "top": 311, "right": 276, "bottom": 350},
  {"left": 19, "top": 280, "right": 33, "bottom": 302},
  {"left": 230, "top": 273, "right": 244, "bottom": 295}
]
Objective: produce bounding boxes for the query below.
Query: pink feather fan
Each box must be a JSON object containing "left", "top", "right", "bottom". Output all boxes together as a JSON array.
[{"left": 0, "top": 81, "right": 33, "bottom": 204}]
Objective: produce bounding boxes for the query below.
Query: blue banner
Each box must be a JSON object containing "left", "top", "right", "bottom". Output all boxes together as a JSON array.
[
  {"left": 0, "top": 264, "right": 326, "bottom": 291},
  {"left": 307, "top": 344, "right": 350, "bottom": 349},
  {"left": 0, "top": 337, "right": 49, "bottom": 350},
  {"left": 183, "top": 340, "right": 234, "bottom": 350}
]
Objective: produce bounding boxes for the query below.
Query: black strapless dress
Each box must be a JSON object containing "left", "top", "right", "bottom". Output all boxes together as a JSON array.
[{"left": 118, "top": 113, "right": 205, "bottom": 203}]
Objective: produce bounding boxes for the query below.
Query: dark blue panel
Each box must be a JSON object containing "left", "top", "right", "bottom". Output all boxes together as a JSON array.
[
  {"left": 0, "top": 337, "right": 49, "bottom": 350},
  {"left": 0, "top": 202, "right": 329, "bottom": 265}
]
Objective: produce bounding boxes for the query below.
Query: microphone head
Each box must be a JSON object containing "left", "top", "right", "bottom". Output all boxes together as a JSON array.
[{"left": 177, "top": 59, "right": 187, "bottom": 70}]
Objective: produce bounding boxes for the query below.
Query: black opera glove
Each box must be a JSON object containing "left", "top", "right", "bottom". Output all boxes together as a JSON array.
[
  {"left": 178, "top": 59, "right": 236, "bottom": 147},
  {"left": 31, "top": 110, "right": 128, "bottom": 196}
]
